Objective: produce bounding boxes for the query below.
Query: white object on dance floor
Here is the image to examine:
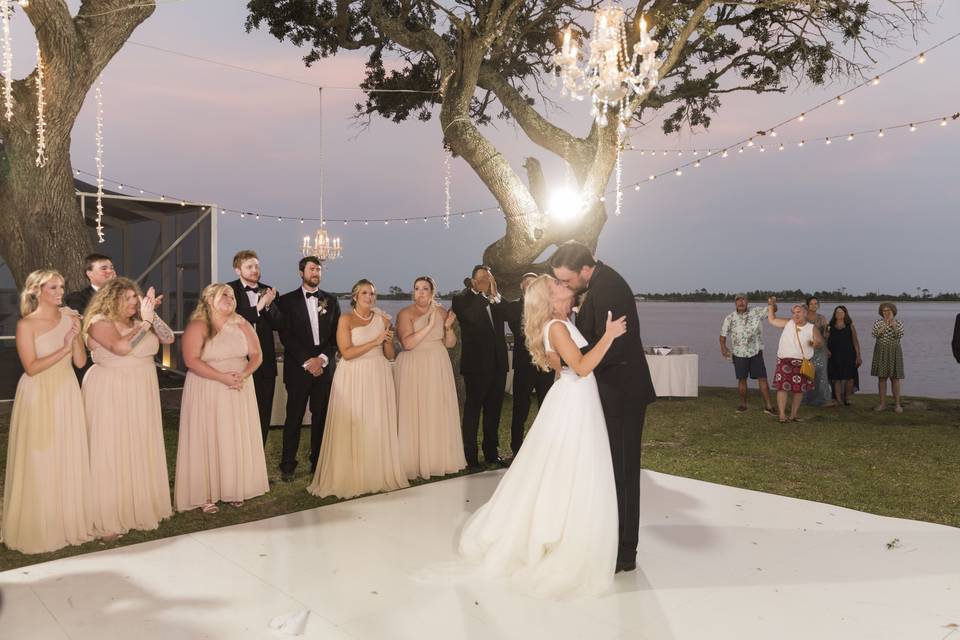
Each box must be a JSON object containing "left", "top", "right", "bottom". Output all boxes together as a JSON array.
[
  {"left": 645, "top": 352, "right": 699, "bottom": 397},
  {"left": 268, "top": 609, "right": 310, "bottom": 635},
  {"left": 2, "top": 470, "right": 959, "bottom": 640}
]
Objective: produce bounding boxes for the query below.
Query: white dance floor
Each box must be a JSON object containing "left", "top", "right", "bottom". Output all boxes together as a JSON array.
[{"left": 2, "top": 470, "right": 958, "bottom": 640}]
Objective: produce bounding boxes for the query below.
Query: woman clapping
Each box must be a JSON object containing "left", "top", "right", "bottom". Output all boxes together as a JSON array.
[{"left": 82, "top": 278, "right": 174, "bottom": 539}]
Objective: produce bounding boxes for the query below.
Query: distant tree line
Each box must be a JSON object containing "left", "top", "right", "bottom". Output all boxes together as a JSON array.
[{"left": 636, "top": 288, "right": 960, "bottom": 302}]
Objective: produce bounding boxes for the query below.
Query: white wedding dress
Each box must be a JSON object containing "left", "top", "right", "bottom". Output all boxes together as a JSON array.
[{"left": 457, "top": 319, "right": 618, "bottom": 599}]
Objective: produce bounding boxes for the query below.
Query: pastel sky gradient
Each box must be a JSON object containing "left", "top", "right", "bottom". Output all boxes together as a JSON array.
[{"left": 9, "top": 1, "right": 960, "bottom": 295}]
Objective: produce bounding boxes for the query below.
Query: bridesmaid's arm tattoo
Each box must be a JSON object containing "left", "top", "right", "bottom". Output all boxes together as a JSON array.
[
  {"left": 129, "top": 322, "right": 150, "bottom": 348},
  {"left": 152, "top": 316, "right": 175, "bottom": 343}
]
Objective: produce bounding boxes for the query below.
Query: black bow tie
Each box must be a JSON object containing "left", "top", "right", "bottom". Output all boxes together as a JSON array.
[
  {"left": 243, "top": 285, "right": 259, "bottom": 292},
  {"left": 305, "top": 291, "right": 320, "bottom": 299}
]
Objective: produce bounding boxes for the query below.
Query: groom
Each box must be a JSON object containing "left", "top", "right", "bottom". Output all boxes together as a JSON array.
[{"left": 550, "top": 241, "right": 656, "bottom": 573}]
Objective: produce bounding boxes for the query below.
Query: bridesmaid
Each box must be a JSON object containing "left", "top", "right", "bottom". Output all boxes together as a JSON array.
[
  {"left": 175, "top": 284, "right": 269, "bottom": 513},
  {"left": 308, "top": 279, "right": 409, "bottom": 498},
  {"left": 2, "top": 270, "right": 95, "bottom": 554},
  {"left": 395, "top": 276, "right": 466, "bottom": 480},
  {"left": 82, "top": 278, "right": 174, "bottom": 540}
]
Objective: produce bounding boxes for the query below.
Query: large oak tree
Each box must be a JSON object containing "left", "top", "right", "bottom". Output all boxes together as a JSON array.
[
  {"left": 247, "top": 0, "right": 925, "bottom": 293},
  {"left": 0, "top": 0, "right": 155, "bottom": 288}
]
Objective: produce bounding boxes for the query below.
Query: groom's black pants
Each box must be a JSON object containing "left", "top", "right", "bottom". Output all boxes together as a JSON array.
[{"left": 607, "top": 406, "right": 647, "bottom": 562}]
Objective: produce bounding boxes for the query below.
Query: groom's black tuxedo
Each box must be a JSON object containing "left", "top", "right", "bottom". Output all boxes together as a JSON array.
[
  {"left": 228, "top": 279, "right": 282, "bottom": 443},
  {"left": 452, "top": 287, "right": 508, "bottom": 465},
  {"left": 575, "top": 261, "right": 655, "bottom": 565},
  {"left": 276, "top": 287, "right": 341, "bottom": 475}
]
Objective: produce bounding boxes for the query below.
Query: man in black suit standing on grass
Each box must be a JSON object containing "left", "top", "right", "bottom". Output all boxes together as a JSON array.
[
  {"left": 502, "top": 272, "right": 555, "bottom": 456},
  {"left": 276, "top": 256, "right": 341, "bottom": 482},
  {"left": 550, "top": 241, "right": 656, "bottom": 574},
  {"left": 952, "top": 312, "right": 960, "bottom": 364},
  {"left": 227, "top": 250, "right": 281, "bottom": 444},
  {"left": 452, "top": 265, "right": 509, "bottom": 470}
]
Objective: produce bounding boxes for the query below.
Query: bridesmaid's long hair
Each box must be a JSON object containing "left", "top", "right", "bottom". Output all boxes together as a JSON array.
[
  {"left": 522, "top": 275, "right": 555, "bottom": 373},
  {"left": 82, "top": 277, "right": 143, "bottom": 341},
  {"left": 19, "top": 269, "right": 63, "bottom": 317},
  {"left": 190, "top": 283, "right": 236, "bottom": 347}
]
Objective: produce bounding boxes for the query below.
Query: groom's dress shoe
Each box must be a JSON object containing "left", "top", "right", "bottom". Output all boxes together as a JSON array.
[
  {"left": 615, "top": 559, "right": 637, "bottom": 573},
  {"left": 490, "top": 457, "right": 511, "bottom": 469}
]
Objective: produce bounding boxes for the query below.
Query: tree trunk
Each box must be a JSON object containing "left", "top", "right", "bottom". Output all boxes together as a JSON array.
[
  {"left": 0, "top": 0, "right": 155, "bottom": 291},
  {"left": 0, "top": 127, "right": 90, "bottom": 290}
]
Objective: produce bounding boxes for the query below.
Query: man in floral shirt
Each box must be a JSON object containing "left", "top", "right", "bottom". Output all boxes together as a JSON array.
[{"left": 720, "top": 294, "right": 775, "bottom": 415}]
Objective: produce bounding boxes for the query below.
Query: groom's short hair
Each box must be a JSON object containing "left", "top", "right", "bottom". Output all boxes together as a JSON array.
[{"left": 549, "top": 241, "right": 596, "bottom": 272}]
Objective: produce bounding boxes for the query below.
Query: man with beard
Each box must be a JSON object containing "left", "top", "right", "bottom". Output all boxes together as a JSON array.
[
  {"left": 227, "top": 250, "right": 281, "bottom": 443},
  {"left": 276, "top": 257, "right": 341, "bottom": 482},
  {"left": 550, "top": 241, "right": 656, "bottom": 573}
]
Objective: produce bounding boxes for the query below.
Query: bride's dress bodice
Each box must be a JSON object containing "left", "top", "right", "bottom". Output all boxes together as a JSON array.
[{"left": 543, "top": 319, "right": 589, "bottom": 376}]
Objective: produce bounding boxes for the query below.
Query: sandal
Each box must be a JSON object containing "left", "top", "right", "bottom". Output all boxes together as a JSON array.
[
  {"left": 201, "top": 502, "right": 219, "bottom": 514},
  {"left": 229, "top": 501, "right": 245, "bottom": 508},
  {"left": 790, "top": 417, "right": 804, "bottom": 422}
]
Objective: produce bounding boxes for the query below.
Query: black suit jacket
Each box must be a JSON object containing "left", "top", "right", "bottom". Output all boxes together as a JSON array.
[
  {"left": 277, "top": 287, "right": 341, "bottom": 386},
  {"left": 64, "top": 286, "right": 96, "bottom": 315},
  {"left": 576, "top": 262, "right": 656, "bottom": 413},
  {"left": 228, "top": 279, "right": 282, "bottom": 377},
  {"left": 502, "top": 297, "right": 532, "bottom": 370},
  {"left": 952, "top": 313, "right": 960, "bottom": 364},
  {"left": 452, "top": 288, "right": 508, "bottom": 375}
]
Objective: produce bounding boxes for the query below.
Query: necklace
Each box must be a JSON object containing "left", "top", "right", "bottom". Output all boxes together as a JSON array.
[{"left": 353, "top": 309, "right": 374, "bottom": 321}]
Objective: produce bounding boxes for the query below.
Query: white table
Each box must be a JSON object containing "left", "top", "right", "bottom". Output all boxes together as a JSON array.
[
  {"left": 645, "top": 353, "right": 699, "bottom": 397},
  {"left": 270, "top": 362, "right": 311, "bottom": 426}
]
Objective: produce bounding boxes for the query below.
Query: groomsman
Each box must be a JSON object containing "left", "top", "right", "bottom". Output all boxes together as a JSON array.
[
  {"left": 65, "top": 253, "right": 117, "bottom": 382},
  {"left": 276, "top": 257, "right": 341, "bottom": 482},
  {"left": 228, "top": 250, "right": 281, "bottom": 443},
  {"left": 65, "top": 253, "right": 116, "bottom": 314},
  {"left": 452, "top": 265, "right": 509, "bottom": 470},
  {"left": 952, "top": 313, "right": 960, "bottom": 364},
  {"left": 503, "top": 272, "right": 554, "bottom": 456}
]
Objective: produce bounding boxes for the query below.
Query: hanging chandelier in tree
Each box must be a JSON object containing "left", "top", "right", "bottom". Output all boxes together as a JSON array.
[{"left": 554, "top": 4, "right": 661, "bottom": 131}]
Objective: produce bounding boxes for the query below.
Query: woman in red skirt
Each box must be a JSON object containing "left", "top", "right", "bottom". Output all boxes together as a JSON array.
[{"left": 767, "top": 297, "right": 823, "bottom": 423}]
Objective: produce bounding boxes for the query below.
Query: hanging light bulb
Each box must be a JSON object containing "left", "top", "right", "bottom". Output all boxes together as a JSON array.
[
  {"left": 825, "top": 137, "right": 832, "bottom": 145},
  {"left": 847, "top": 133, "right": 854, "bottom": 141},
  {"left": 909, "top": 123, "right": 916, "bottom": 132},
  {"left": 878, "top": 129, "right": 884, "bottom": 138},
  {"left": 798, "top": 113, "right": 806, "bottom": 122},
  {"left": 918, "top": 52, "right": 926, "bottom": 64},
  {"left": 836, "top": 95, "right": 845, "bottom": 106},
  {"left": 871, "top": 76, "right": 880, "bottom": 86}
]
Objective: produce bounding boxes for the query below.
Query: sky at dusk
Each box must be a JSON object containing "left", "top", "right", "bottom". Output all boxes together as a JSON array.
[{"left": 7, "top": 1, "right": 960, "bottom": 295}]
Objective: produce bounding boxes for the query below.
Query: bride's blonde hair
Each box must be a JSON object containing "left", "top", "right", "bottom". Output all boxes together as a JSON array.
[{"left": 522, "top": 275, "right": 556, "bottom": 372}]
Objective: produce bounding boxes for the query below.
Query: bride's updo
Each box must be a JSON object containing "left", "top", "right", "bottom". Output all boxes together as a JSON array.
[{"left": 522, "top": 275, "right": 555, "bottom": 373}]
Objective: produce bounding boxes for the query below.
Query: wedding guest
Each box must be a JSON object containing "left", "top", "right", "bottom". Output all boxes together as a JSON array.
[
  {"left": 503, "top": 272, "right": 556, "bottom": 453},
  {"left": 803, "top": 296, "right": 836, "bottom": 407},
  {"left": 276, "top": 257, "right": 340, "bottom": 482},
  {"left": 452, "top": 265, "right": 509, "bottom": 470},
  {"left": 395, "top": 276, "right": 465, "bottom": 480},
  {"left": 228, "top": 250, "right": 281, "bottom": 443},
  {"left": 2, "top": 270, "right": 95, "bottom": 554},
  {"left": 64, "top": 253, "right": 116, "bottom": 314},
  {"left": 719, "top": 293, "right": 776, "bottom": 415},
  {"left": 826, "top": 305, "right": 862, "bottom": 406},
  {"left": 175, "top": 284, "right": 269, "bottom": 513},
  {"left": 952, "top": 312, "right": 960, "bottom": 364},
  {"left": 82, "top": 278, "right": 174, "bottom": 539},
  {"left": 767, "top": 297, "right": 823, "bottom": 423},
  {"left": 871, "top": 302, "right": 905, "bottom": 413},
  {"left": 65, "top": 253, "right": 116, "bottom": 383},
  {"left": 308, "top": 280, "right": 408, "bottom": 498}
]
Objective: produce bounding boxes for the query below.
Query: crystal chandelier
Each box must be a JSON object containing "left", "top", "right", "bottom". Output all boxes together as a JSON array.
[
  {"left": 554, "top": 5, "right": 661, "bottom": 131},
  {"left": 300, "top": 87, "right": 342, "bottom": 262}
]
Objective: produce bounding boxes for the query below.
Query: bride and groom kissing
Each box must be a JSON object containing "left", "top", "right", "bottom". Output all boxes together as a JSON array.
[{"left": 457, "top": 241, "right": 656, "bottom": 599}]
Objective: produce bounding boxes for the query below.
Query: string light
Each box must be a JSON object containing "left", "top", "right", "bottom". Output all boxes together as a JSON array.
[
  {"left": 836, "top": 96, "right": 845, "bottom": 106},
  {"left": 34, "top": 43, "right": 46, "bottom": 167},
  {"left": 872, "top": 76, "right": 881, "bottom": 86},
  {"left": 615, "top": 130, "right": 623, "bottom": 216},
  {"left": 94, "top": 78, "right": 105, "bottom": 243},
  {"left": 443, "top": 144, "right": 451, "bottom": 228},
  {"left": 918, "top": 52, "right": 926, "bottom": 64},
  {"left": 878, "top": 129, "right": 884, "bottom": 138},
  {"left": 847, "top": 133, "right": 854, "bottom": 141},
  {"left": 1, "top": 0, "right": 12, "bottom": 121}
]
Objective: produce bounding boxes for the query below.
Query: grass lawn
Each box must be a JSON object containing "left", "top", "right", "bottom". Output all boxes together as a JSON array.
[{"left": 1, "top": 386, "right": 958, "bottom": 571}]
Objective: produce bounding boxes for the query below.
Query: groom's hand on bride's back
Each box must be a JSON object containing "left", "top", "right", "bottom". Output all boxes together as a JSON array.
[{"left": 605, "top": 310, "right": 628, "bottom": 339}]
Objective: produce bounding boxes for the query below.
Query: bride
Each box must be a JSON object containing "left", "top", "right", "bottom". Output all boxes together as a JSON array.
[{"left": 457, "top": 274, "right": 627, "bottom": 599}]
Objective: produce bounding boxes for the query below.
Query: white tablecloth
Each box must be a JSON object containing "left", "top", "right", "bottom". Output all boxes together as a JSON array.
[
  {"left": 270, "top": 362, "right": 311, "bottom": 426},
  {"left": 645, "top": 354, "right": 699, "bottom": 397}
]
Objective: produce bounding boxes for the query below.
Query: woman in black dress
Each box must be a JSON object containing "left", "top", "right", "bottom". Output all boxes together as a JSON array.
[{"left": 826, "top": 305, "right": 862, "bottom": 405}]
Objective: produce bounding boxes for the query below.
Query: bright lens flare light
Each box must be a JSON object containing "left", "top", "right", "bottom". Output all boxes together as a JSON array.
[{"left": 547, "top": 188, "right": 584, "bottom": 222}]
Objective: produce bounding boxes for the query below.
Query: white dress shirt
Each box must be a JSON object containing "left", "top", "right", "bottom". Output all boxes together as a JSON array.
[{"left": 302, "top": 287, "right": 329, "bottom": 367}]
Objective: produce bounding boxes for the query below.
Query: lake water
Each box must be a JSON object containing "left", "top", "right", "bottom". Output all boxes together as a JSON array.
[{"left": 371, "top": 300, "right": 960, "bottom": 399}]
